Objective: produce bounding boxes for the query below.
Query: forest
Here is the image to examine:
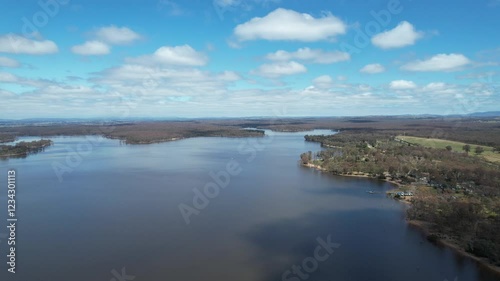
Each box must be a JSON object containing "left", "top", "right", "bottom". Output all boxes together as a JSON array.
[
  {"left": 0, "top": 133, "right": 16, "bottom": 143},
  {"left": 0, "top": 139, "right": 53, "bottom": 159},
  {"left": 1, "top": 116, "right": 500, "bottom": 146},
  {"left": 0, "top": 121, "right": 265, "bottom": 144}
]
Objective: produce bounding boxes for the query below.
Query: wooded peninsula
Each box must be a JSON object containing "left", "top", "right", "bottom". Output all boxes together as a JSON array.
[
  {"left": 0, "top": 139, "right": 53, "bottom": 159},
  {"left": 297, "top": 118, "right": 500, "bottom": 270}
]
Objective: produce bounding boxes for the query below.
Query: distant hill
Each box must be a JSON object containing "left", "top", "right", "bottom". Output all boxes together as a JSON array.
[
  {"left": 467, "top": 111, "right": 500, "bottom": 117},
  {"left": 1, "top": 112, "right": 499, "bottom": 123}
]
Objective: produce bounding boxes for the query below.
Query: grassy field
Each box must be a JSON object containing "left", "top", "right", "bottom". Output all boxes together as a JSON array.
[{"left": 397, "top": 135, "right": 500, "bottom": 163}]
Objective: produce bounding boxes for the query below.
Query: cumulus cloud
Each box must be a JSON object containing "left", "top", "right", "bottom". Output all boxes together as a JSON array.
[
  {"left": 401, "top": 53, "right": 472, "bottom": 72},
  {"left": 3, "top": 69, "right": 497, "bottom": 118},
  {"left": 102, "top": 66, "right": 237, "bottom": 96},
  {"left": 252, "top": 61, "right": 307, "bottom": 77},
  {"left": 0, "top": 62, "right": 244, "bottom": 118},
  {"left": 127, "top": 45, "right": 208, "bottom": 66},
  {"left": 92, "top": 63, "right": 241, "bottom": 97},
  {"left": 423, "top": 82, "right": 446, "bottom": 91},
  {"left": 421, "top": 82, "right": 458, "bottom": 94},
  {"left": 70, "top": 26, "right": 141, "bottom": 56},
  {"left": 0, "top": 34, "right": 58, "bottom": 54},
  {"left": 71, "top": 41, "right": 110, "bottom": 55},
  {"left": 266, "top": 48, "right": 350, "bottom": 64},
  {"left": 0, "top": 57, "right": 20, "bottom": 68},
  {"left": 234, "top": 8, "right": 346, "bottom": 42},
  {"left": 312, "top": 75, "right": 334, "bottom": 89},
  {"left": 371, "top": 21, "right": 424, "bottom": 49},
  {"left": 389, "top": 80, "right": 417, "bottom": 90},
  {"left": 152, "top": 45, "right": 207, "bottom": 66},
  {"left": 360, "top": 63, "right": 385, "bottom": 74},
  {"left": 94, "top": 26, "right": 141, "bottom": 45}
]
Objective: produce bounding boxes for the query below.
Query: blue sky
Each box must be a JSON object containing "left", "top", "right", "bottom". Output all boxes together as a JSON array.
[{"left": 0, "top": 0, "right": 499, "bottom": 118}]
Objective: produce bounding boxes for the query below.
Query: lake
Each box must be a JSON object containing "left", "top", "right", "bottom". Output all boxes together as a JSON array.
[{"left": 0, "top": 130, "right": 498, "bottom": 281}]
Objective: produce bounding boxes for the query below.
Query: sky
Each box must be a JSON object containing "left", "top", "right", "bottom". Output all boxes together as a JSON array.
[{"left": 0, "top": 0, "right": 499, "bottom": 119}]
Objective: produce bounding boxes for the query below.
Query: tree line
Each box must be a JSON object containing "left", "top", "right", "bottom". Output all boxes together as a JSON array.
[{"left": 0, "top": 139, "right": 53, "bottom": 159}]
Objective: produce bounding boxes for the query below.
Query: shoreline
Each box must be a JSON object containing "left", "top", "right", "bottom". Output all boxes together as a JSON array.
[
  {"left": 302, "top": 162, "right": 500, "bottom": 276},
  {"left": 408, "top": 220, "right": 500, "bottom": 276},
  {"left": 304, "top": 162, "right": 406, "bottom": 188}
]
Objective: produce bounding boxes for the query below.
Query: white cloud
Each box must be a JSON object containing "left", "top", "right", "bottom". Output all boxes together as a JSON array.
[
  {"left": 153, "top": 45, "right": 207, "bottom": 66},
  {"left": 360, "top": 63, "right": 385, "bottom": 74},
  {"left": 266, "top": 48, "right": 350, "bottom": 64},
  {"left": 71, "top": 41, "right": 110, "bottom": 55},
  {"left": 0, "top": 57, "right": 20, "bottom": 68},
  {"left": 312, "top": 75, "right": 334, "bottom": 89},
  {"left": 0, "top": 72, "right": 18, "bottom": 83},
  {"left": 389, "top": 80, "right": 417, "bottom": 90},
  {"left": 421, "top": 82, "right": 457, "bottom": 94},
  {"left": 127, "top": 45, "right": 208, "bottom": 66},
  {"left": 3, "top": 69, "right": 497, "bottom": 118},
  {"left": 0, "top": 34, "right": 58, "bottom": 54},
  {"left": 423, "top": 82, "right": 446, "bottom": 91},
  {"left": 217, "top": 71, "right": 241, "bottom": 81},
  {"left": 0, "top": 89, "right": 15, "bottom": 98},
  {"left": 70, "top": 26, "right": 141, "bottom": 56},
  {"left": 371, "top": 21, "right": 424, "bottom": 49},
  {"left": 94, "top": 26, "right": 141, "bottom": 45},
  {"left": 401, "top": 53, "right": 472, "bottom": 72},
  {"left": 92, "top": 63, "right": 240, "bottom": 96},
  {"left": 234, "top": 8, "right": 346, "bottom": 42},
  {"left": 253, "top": 61, "right": 307, "bottom": 77}
]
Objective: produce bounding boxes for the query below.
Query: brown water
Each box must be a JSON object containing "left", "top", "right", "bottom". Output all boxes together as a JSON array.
[{"left": 0, "top": 130, "right": 498, "bottom": 281}]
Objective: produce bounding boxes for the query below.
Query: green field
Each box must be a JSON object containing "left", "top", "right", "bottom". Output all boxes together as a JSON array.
[{"left": 397, "top": 136, "right": 500, "bottom": 163}]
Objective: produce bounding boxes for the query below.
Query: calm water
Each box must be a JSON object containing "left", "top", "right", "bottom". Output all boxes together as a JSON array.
[{"left": 0, "top": 131, "right": 498, "bottom": 281}]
